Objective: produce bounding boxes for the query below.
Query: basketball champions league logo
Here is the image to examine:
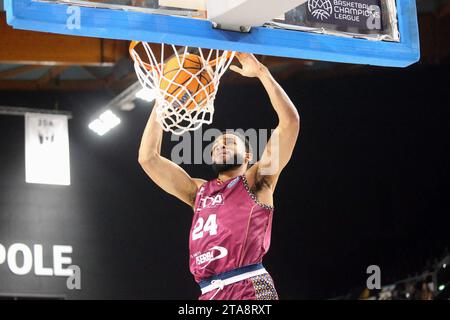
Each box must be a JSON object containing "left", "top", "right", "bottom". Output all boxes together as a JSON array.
[
  {"left": 308, "top": 0, "right": 333, "bottom": 20},
  {"left": 306, "top": 0, "right": 382, "bottom": 30}
]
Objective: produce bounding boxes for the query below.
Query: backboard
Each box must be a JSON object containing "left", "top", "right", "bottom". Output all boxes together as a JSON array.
[{"left": 5, "top": 0, "right": 420, "bottom": 67}]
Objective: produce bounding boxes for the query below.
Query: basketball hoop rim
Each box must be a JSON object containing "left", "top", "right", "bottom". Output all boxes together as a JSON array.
[{"left": 129, "top": 41, "right": 235, "bottom": 71}]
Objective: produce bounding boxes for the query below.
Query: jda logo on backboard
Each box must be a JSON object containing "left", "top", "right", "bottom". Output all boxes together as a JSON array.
[{"left": 308, "top": 0, "right": 333, "bottom": 20}]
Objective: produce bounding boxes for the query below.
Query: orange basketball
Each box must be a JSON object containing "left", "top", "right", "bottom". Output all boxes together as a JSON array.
[{"left": 159, "top": 54, "right": 215, "bottom": 110}]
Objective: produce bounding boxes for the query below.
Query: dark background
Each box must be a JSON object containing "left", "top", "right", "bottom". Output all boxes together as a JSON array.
[{"left": 1, "top": 58, "right": 449, "bottom": 299}]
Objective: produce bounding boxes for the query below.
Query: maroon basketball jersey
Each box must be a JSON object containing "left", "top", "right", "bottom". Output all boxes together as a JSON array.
[{"left": 189, "top": 175, "right": 274, "bottom": 283}]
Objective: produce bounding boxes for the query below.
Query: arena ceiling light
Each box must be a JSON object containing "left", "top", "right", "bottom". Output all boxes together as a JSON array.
[
  {"left": 88, "top": 81, "right": 156, "bottom": 137},
  {"left": 88, "top": 82, "right": 140, "bottom": 136},
  {"left": 88, "top": 110, "right": 121, "bottom": 136}
]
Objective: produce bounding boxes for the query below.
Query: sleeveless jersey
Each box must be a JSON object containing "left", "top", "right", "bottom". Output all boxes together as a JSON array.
[{"left": 189, "top": 175, "right": 274, "bottom": 283}]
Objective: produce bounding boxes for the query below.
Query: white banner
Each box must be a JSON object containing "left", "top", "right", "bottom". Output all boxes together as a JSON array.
[{"left": 25, "top": 113, "right": 71, "bottom": 186}]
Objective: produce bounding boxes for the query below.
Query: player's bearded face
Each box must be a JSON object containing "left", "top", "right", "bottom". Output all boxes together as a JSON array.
[{"left": 211, "top": 134, "right": 246, "bottom": 174}]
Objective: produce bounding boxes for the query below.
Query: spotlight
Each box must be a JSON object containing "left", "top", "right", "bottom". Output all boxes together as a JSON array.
[{"left": 88, "top": 110, "right": 121, "bottom": 136}]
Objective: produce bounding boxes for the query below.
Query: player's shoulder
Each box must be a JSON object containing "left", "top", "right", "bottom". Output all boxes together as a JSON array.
[
  {"left": 193, "top": 178, "right": 208, "bottom": 189},
  {"left": 190, "top": 178, "right": 208, "bottom": 212},
  {"left": 192, "top": 178, "right": 208, "bottom": 188}
]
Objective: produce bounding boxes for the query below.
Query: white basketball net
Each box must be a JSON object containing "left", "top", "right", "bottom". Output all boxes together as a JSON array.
[{"left": 130, "top": 42, "right": 235, "bottom": 135}]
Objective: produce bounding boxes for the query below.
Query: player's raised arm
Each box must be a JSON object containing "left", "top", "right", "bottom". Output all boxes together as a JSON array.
[
  {"left": 138, "top": 104, "right": 206, "bottom": 208},
  {"left": 230, "top": 53, "right": 300, "bottom": 190}
]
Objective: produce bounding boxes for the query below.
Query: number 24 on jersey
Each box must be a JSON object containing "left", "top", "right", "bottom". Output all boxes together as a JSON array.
[{"left": 192, "top": 214, "right": 218, "bottom": 240}]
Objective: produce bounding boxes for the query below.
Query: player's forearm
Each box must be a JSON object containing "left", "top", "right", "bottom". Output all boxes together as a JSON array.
[
  {"left": 138, "top": 105, "right": 163, "bottom": 162},
  {"left": 257, "top": 67, "right": 300, "bottom": 128}
]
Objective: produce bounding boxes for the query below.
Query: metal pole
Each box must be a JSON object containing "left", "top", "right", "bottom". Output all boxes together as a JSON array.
[{"left": 0, "top": 106, "right": 73, "bottom": 119}]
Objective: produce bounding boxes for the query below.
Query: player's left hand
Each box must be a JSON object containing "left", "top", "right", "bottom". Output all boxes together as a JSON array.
[{"left": 230, "top": 52, "right": 266, "bottom": 78}]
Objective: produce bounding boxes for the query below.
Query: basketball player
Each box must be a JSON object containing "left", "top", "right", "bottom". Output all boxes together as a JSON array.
[{"left": 138, "top": 53, "right": 300, "bottom": 300}]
